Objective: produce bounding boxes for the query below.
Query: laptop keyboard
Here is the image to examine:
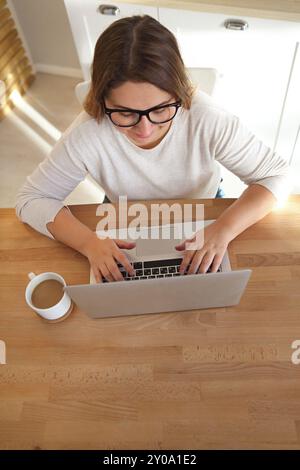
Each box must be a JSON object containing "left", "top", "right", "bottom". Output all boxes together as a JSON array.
[{"left": 102, "top": 258, "right": 221, "bottom": 282}]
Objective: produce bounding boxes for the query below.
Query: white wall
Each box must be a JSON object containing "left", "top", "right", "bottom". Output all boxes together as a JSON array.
[{"left": 10, "top": 0, "right": 82, "bottom": 77}]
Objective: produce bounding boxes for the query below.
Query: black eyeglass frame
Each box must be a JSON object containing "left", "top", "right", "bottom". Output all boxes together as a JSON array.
[{"left": 103, "top": 100, "right": 182, "bottom": 127}]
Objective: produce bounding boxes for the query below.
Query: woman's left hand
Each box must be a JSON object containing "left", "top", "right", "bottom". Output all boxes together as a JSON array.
[{"left": 175, "top": 222, "right": 233, "bottom": 274}]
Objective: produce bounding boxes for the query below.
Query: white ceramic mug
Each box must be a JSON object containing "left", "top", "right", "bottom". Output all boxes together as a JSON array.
[{"left": 25, "top": 272, "right": 73, "bottom": 322}]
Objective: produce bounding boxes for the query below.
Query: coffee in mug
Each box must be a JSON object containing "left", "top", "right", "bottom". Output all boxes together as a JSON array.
[
  {"left": 31, "top": 279, "right": 64, "bottom": 309},
  {"left": 25, "top": 272, "right": 73, "bottom": 322}
]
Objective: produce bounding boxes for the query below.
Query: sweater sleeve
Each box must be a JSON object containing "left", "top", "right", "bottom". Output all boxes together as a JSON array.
[
  {"left": 15, "top": 135, "right": 88, "bottom": 239},
  {"left": 213, "top": 112, "right": 292, "bottom": 201}
]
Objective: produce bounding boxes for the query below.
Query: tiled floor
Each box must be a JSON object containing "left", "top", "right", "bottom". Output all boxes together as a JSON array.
[{"left": 0, "top": 72, "right": 105, "bottom": 208}]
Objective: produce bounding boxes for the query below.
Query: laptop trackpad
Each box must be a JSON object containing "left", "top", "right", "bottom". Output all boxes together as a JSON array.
[
  {"left": 135, "top": 222, "right": 203, "bottom": 257},
  {"left": 136, "top": 237, "right": 181, "bottom": 257}
]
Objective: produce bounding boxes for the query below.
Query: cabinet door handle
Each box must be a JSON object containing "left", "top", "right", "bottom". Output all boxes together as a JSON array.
[
  {"left": 224, "top": 19, "right": 249, "bottom": 31},
  {"left": 97, "top": 4, "right": 120, "bottom": 16}
]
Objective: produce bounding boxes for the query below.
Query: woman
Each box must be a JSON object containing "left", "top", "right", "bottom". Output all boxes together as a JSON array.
[{"left": 16, "top": 15, "right": 290, "bottom": 283}]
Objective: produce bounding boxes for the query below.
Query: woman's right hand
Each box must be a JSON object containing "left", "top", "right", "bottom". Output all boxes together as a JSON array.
[{"left": 81, "top": 234, "right": 136, "bottom": 283}]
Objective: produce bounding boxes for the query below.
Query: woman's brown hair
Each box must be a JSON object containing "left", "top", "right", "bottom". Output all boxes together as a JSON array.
[{"left": 84, "top": 15, "right": 195, "bottom": 122}]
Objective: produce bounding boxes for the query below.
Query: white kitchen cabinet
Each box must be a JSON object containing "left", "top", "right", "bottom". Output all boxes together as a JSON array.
[
  {"left": 159, "top": 8, "right": 300, "bottom": 195},
  {"left": 159, "top": 8, "right": 299, "bottom": 148},
  {"left": 64, "top": 0, "right": 158, "bottom": 80}
]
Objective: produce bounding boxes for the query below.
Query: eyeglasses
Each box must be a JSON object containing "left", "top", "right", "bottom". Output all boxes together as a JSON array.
[{"left": 103, "top": 101, "right": 181, "bottom": 127}]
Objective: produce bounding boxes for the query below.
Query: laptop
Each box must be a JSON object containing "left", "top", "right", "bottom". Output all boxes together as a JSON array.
[{"left": 65, "top": 220, "right": 252, "bottom": 319}]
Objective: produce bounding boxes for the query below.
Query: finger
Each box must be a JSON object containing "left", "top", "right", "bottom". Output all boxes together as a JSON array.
[
  {"left": 92, "top": 265, "right": 103, "bottom": 284},
  {"left": 175, "top": 237, "right": 194, "bottom": 250},
  {"left": 114, "top": 239, "right": 136, "bottom": 249},
  {"left": 197, "top": 252, "right": 215, "bottom": 274},
  {"left": 100, "top": 264, "right": 115, "bottom": 283},
  {"left": 107, "top": 260, "right": 124, "bottom": 282},
  {"left": 115, "top": 252, "right": 135, "bottom": 276},
  {"left": 179, "top": 250, "right": 195, "bottom": 274},
  {"left": 187, "top": 252, "right": 205, "bottom": 274},
  {"left": 175, "top": 240, "right": 185, "bottom": 250},
  {"left": 209, "top": 254, "right": 224, "bottom": 273}
]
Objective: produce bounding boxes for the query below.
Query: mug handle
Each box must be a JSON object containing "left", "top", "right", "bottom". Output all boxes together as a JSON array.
[{"left": 28, "top": 272, "right": 36, "bottom": 281}]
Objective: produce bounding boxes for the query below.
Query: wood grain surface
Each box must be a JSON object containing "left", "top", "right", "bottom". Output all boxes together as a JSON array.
[{"left": 0, "top": 197, "right": 300, "bottom": 450}]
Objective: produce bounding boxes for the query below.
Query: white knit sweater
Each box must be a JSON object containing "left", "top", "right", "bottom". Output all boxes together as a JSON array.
[{"left": 15, "top": 91, "right": 290, "bottom": 238}]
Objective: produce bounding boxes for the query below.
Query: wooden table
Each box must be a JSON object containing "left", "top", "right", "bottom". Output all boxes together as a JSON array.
[{"left": 1, "top": 197, "right": 300, "bottom": 450}]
